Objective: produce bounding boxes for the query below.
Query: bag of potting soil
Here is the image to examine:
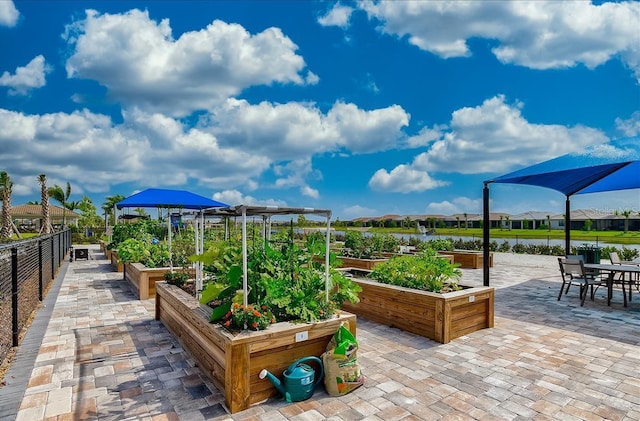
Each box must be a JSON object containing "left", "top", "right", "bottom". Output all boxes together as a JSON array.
[{"left": 322, "top": 324, "right": 365, "bottom": 396}]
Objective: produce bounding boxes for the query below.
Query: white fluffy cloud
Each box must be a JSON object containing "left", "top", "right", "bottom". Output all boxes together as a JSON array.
[
  {"left": 212, "top": 190, "right": 287, "bottom": 207},
  {"left": 64, "top": 9, "right": 314, "bottom": 116},
  {"left": 318, "top": 4, "right": 353, "bottom": 28},
  {"left": 0, "top": 94, "right": 409, "bottom": 198},
  {"left": 205, "top": 98, "right": 409, "bottom": 158},
  {"left": 341, "top": 205, "right": 378, "bottom": 220},
  {"left": 426, "top": 197, "right": 482, "bottom": 215},
  {"left": 615, "top": 111, "right": 640, "bottom": 137},
  {"left": 369, "top": 164, "right": 448, "bottom": 193},
  {"left": 358, "top": 1, "right": 640, "bottom": 81},
  {"left": 0, "top": 0, "right": 19, "bottom": 27},
  {"left": 0, "top": 55, "right": 51, "bottom": 95},
  {"left": 368, "top": 95, "right": 608, "bottom": 193},
  {"left": 414, "top": 95, "right": 607, "bottom": 174}
]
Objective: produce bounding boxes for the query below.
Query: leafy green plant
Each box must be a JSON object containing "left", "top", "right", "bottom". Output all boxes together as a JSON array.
[
  {"left": 117, "top": 238, "right": 149, "bottom": 264},
  {"left": 197, "top": 238, "right": 361, "bottom": 330},
  {"left": 164, "top": 271, "right": 189, "bottom": 288},
  {"left": 370, "top": 249, "right": 462, "bottom": 293}
]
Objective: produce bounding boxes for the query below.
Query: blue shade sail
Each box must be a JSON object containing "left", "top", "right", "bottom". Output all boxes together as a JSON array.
[
  {"left": 487, "top": 136, "right": 640, "bottom": 196},
  {"left": 116, "top": 188, "right": 228, "bottom": 210}
]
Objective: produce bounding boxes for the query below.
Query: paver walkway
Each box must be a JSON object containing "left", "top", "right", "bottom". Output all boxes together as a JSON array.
[{"left": 1, "top": 245, "right": 639, "bottom": 420}]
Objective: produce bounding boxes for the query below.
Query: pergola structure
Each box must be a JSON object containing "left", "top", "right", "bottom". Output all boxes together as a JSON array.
[{"left": 203, "top": 205, "right": 333, "bottom": 306}]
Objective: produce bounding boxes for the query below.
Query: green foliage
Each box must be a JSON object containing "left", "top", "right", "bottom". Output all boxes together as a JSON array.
[
  {"left": 199, "top": 239, "right": 361, "bottom": 329},
  {"left": 343, "top": 231, "right": 399, "bottom": 258},
  {"left": 370, "top": 249, "right": 462, "bottom": 293},
  {"left": 113, "top": 223, "right": 171, "bottom": 267},
  {"left": 117, "top": 238, "right": 149, "bottom": 264},
  {"left": 109, "top": 219, "right": 166, "bottom": 250},
  {"left": 422, "top": 238, "right": 453, "bottom": 252},
  {"left": 164, "top": 271, "right": 188, "bottom": 288}
]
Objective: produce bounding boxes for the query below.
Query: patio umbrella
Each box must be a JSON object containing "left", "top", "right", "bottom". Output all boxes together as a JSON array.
[{"left": 482, "top": 136, "right": 640, "bottom": 286}]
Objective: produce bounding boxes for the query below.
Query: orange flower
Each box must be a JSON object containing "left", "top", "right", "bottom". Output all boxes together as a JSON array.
[
  {"left": 224, "top": 320, "right": 231, "bottom": 327},
  {"left": 261, "top": 305, "right": 267, "bottom": 310},
  {"left": 253, "top": 311, "right": 261, "bottom": 317},
  {"left": 252, "top": 322, "right": 258, "bottom": 329},
  {"left": 232, "top": 303, "right": 239, "bottom": 309}
]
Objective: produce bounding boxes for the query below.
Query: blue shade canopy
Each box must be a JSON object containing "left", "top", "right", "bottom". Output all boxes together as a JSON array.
[
  {"left": 116, "top": 188, "right": 228, "bottom": 210},
  {"left": 487, "top": 136, "right": 640, "bottom": 196}
]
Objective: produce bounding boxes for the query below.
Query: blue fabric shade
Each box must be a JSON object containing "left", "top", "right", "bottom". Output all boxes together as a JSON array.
[
  {"left": 116, "top": 188, "right": 228, "bottom": 210},
  {"left": 488, "top": 136, "right": 640, "bottom": 196}
]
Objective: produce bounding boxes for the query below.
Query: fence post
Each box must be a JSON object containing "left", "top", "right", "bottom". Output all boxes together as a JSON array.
[
  {"left": 11, "top": 247, "right": 18, "bottom": 347},
  {"left": 51, "top": 236, "right": 55, "bottom": 280},
  {"left": 38, "top": 240, "right": 43, "bottom": 301}
]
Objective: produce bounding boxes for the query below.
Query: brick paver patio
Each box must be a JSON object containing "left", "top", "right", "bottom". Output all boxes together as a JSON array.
[{"left": 1, "top": 245, "right": 638, "bottom": 420}]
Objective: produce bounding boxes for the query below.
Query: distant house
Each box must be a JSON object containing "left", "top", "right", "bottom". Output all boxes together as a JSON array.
[
  {"left": 346, "top": 209, "right": 639, "bottom": 232},
  {"left": 10, "top": 204, "right": 81, "bottom": 231}
]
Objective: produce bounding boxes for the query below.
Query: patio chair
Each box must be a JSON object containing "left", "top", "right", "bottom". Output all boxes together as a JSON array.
[
  {"left": 610, "top": 251, "right": 638, "bottom": 299},
  {"left": 558, "top": 258, "right": 605, "bottom": 306}
]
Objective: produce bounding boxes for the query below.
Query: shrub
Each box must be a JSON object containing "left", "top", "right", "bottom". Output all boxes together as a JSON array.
[
  {"left": 164, "top": 271, "right": 188, "bottom": 288},
  {"left": 370, "top": 249, "right": 462, "bottom": 293}
]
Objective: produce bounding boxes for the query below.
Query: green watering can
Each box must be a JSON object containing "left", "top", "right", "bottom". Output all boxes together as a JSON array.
[{"left": 259, "top": 356, "right": 324, "bottom": 402}]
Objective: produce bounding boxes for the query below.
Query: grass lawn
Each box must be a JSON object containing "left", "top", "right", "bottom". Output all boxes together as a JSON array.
[{"left": 357, "top": 227, "right": 640, "bottom": 245}]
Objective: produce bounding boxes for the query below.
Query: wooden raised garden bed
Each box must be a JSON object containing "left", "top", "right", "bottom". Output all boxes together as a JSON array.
[
  {"left": 155, "top": 282, "right": 357, "bottom": 413},
  {"left": 110, "top": 250, "right": 123, "bottom": 272},
  {"left": 124, "top": 263, "right": 196, "bottom": 300},
  {"left": 442, "top": 250, "right": 493, "bottom": 269},
  {"left": 336, "top": 256, "right": 389, "bottom": 271},
  {"left": 341, "top": 278, "right": 493, "bottom": 344}
]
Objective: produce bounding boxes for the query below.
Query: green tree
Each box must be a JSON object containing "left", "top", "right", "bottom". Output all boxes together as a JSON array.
[
  {"left": 1, "top": 171, "right": 13, "bottom": 240},
  {"left": 297, "top": 214, "right": 307, "bottom": 227},
  {"left": 77, "top": 196, "right": 103, "bottom": 228},
  {"left": 621, "top": 209, "right": 631, "bottom": 233},
  {"left": 134, "top": 207, "right": 148, "bottom": 217},
  {"left": 546, "top": 215, "right": 551, "bottom": 232},
  {"left": 48, "top": 182, "right": 73, "bottom": 228},
  {"left": 101, "top": 194, "right": 125, "bottom": 228}
]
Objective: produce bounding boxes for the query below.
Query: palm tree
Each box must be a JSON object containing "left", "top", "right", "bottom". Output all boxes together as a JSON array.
[
  {"left": 546, "top": 215, "right": 551, "bottom": 232},
  {"left": 463, "top": 213, "right": 468, "bottom": 229},
  {"left": 1, "top": 171, "right": 13, "bottom": 240},
  {"left": 101, "top": 194, "right": 125, "bottom": 228},
  {"left": 38, "top": 174, "right": 51, "bottom": 234},
  {"left": 621, "top": 209, "right": 631, "bottom": 233},
  {"left": 48, "top": 182, "right": 73, "bottom": 229}
]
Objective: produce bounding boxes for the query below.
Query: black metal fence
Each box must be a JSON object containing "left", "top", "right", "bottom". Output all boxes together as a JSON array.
[{"left": 0, "top": 230, "right": 71, "bottom": 364}]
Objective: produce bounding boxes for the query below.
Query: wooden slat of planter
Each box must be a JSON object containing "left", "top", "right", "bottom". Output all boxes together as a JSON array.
[
  {"left": 159, "top": 297, "right": 226, "bottom": 389},
  {"left": 227, "top": 342, "right": 250, "bottom": 413}
]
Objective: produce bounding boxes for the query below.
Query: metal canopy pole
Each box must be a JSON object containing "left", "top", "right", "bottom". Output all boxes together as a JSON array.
[
  {"left": 565, "top": 196, "right": 571, "bottom": 256},
  {"left": 483, "top": 182, "right": 490, "bottom": 286},
  {"left": 242, "top": 206, "right": 248, "bottom": 307},
  {"left": 325, "top": 212, "right": 331, "bottom": 301}
]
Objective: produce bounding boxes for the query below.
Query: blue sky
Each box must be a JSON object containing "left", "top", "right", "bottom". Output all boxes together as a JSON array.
[{"left": 1, "top": 0, "right": 639, "bottom": 221}]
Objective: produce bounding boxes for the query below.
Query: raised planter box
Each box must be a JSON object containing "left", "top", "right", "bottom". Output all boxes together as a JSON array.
[
  {"left": 155, "top": 282, "right": 357, "bottom": 413},
  {"left": 336, "top": 256, "right": 389, "bottom": 271},
  {"left": 110, "top": 250, "right": 123, "bottom": 272},
  {"left": 341, "top": 278, "right": 493, "bottom": 344},
  {"left": 124, "top": 263, "right": 196, "bottom": 300},
  {"left": 440, "top": 250, "right": 493, "bottom": 269}
]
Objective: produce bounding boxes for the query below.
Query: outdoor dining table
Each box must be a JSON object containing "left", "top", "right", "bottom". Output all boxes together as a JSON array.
[{"left": 584, "top": 262, "right": 640, "bottom": 307}]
